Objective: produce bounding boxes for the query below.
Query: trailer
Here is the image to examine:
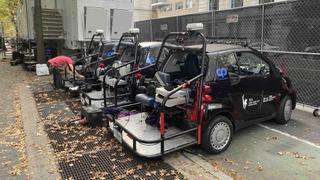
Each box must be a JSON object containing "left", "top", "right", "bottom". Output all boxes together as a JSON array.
[{"left": 16, "top": 0, "right": 133, "bottom": 52}]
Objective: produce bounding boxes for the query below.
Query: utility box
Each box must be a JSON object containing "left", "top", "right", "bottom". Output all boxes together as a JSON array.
[
  {"left": 111, "top": 9, "right": 133, "bottom": 40},
  {"left": 84, "top": 7, "right": 108, "bottom": 39}
]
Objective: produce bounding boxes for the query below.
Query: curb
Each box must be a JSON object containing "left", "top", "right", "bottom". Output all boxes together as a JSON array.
[
  {"left": 164, "top": 152, "right": 232, "bottom": 180},
  {"left": 19, "top": 84, "right": 60, "bottom": 180},
  {"left": 296, "top": 103, "right": 317, "bottom": 114}
]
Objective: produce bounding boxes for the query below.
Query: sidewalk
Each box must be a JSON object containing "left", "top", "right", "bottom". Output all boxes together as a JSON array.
[{"left": 0, "top": 60, "right": 30, "bottom": 179}]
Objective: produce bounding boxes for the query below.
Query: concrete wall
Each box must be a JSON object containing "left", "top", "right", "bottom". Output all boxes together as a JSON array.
[
  {"left": 153, "top": 0, "right": 208, "bottom": 18},
  {"left": 133, "top": 0, "right": 152, "bottom": 22},
  {"left": 219, "top": 0, "right": 230, "bottom": 10},
  {"left": 198, "top": 0, "right": 210, "bottom": 12},
  {"left": 243, "top": 0, "right": 259, "bottom": 7},
  {"left": 219, "top": 0, "right": 288, "bottom": 10}
]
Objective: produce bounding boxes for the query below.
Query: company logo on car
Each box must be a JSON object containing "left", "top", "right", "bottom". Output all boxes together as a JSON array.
[
  {"left": 242, "top": 95, "right": 261, "bottom": 110},
  {"left": 216, "top": 68, "right": 228, "bottom": 80},
  {"left": 242, "top": 95, "right": 248, "bottom": 110},
  {"left": 263, "top": 95, "right": 276, "bottom": 103},
  {"left": 242, "top": 95, "right": 277, "bottom": 110}
]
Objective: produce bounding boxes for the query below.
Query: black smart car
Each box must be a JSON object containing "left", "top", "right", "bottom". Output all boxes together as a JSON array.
[
  {"left": 101, "top": 24, "right": 296, "bottom": 157},
  {"left": 199, "top": 43, "right": 296, "bottom": 153}
]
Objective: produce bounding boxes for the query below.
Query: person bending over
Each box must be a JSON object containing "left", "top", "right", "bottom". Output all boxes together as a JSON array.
[{"left": 48, "top": 56, "right": 84, "bottom": 89}]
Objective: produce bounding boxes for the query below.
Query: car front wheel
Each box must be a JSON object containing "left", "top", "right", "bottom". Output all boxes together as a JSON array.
[
  {"left": 202, "top": 116, "right": 233, "bottom": 154},
  {"left": 275, "top": 95, "right": 293, "bottom": 124}
]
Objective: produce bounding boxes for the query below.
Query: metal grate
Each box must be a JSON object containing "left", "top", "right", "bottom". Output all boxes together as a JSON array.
[
  {"left": 58, "top": 149, "right": 182, "bottom": 180},
  {"left": 34, "top": 91, "right": 71, "bottom": 103},
  {"left": 33, "top": 89, "right": 184, "bottom": 179}
]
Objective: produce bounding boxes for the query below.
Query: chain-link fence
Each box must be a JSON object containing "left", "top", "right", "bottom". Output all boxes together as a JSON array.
[{"left": 135, "top": 0, "right": 320, "bottom": 108}]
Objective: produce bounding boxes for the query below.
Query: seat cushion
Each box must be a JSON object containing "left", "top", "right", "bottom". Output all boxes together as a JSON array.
[
  {"left": 135, "top": 94, "right": 155, "bottom": 107},
  {"left": 156, "top": 87, "right": 190, "bottom": 98},
  {"left": 105, "top": 77, "right": 127, "bottom": 87}
]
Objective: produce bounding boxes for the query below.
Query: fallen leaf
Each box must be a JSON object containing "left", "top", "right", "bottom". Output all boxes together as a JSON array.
[
  {"left": 136, "top": 164, "right": 143, "bottom": 170},
  {"left": 278, "top": 152, "right": 284, "bottom": 156},
  {"left": 224, "top": 158, "right": 238, "bottom": 165}
]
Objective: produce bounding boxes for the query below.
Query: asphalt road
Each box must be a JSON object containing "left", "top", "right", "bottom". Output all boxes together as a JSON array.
[{"left": 192, "top": 109, "right": 320, "bottom": 179}]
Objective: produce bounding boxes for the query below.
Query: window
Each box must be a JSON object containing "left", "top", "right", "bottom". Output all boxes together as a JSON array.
[
  {"left": 186, "top": 0, "right": 194, "bottom": 9},
  {"left": 209, "top": 0, "right": 219, "bottom": 10},
  {"left": 160, "top": 4, "right": 172, "bottom": 12},
  {"left": 231, "top": 0, "right": 243, "bottom": 8},
  {"left": 175, "top": 2, "right": 183, "bottom": 10},
  {"left": 138, "top": 47, "right": 166, "bottom": 66},
  {"left": 236, "top": 52, "right": 270, "bottom": 76},
  {"left": 206, "top": 53, "right": 238, "bottom": 82},
  {"left": 259, "top": 0, "right": 274, "bottom": 4}
]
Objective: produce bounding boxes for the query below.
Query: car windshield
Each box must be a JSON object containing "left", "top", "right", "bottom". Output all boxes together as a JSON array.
[
  {"left": 138, "top": 46, "right": 161, "bottom": 67},
  {"left": 119, "top": 45, "right": 135, "bottom": 62}
]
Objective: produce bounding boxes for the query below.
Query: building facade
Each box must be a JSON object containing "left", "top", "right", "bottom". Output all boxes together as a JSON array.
[
  {"left": 218, "top": 0, "right": 287, "bottom": 10},
  {"left": 133, "top": 0, "right": 288, "bottom": 20},
  {"left": 151, "top": 0, "right": 210, "bottom": 18},
  {"left": 133, "top": 0, "right": 153, "bottom": 22}
]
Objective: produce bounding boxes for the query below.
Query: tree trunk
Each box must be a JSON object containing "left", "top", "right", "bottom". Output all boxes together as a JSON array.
[{"left": 34, "top": 0, "right": 45, "bottom": 63}]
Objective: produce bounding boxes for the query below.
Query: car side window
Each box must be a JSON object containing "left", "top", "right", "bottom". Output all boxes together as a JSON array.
[
  {"left": 236, "top": 52, "right": 270, "bottom": 76},
  {"left": 216, "top": 53, "right": 239, "bottom": 75},
  {"left": 205, "top": 53, "right": 238, "bottom": 82}
]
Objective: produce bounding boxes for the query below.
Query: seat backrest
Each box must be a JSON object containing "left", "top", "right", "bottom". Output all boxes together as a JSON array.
[
  {"left": 181, "top": 54, "right": 200, "bottom": 79},
  {"left": 155, "top": 71, "right": 171, "bottom": 87}
]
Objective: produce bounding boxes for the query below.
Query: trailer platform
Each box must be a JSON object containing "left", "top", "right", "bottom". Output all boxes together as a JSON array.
[{"left": 110, "top": 113, "right": 198, "bottom": 158}]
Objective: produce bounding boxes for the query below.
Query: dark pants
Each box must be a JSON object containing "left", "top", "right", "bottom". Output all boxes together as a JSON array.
[{"left": 53, "top": 68, "right": 63, "bottom": 89}]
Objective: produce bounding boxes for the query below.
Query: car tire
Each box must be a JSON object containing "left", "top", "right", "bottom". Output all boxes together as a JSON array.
[
  {"left": 313, "top": 109, "right": 320, "bottom": 117},
  {"left": 275, "top": 95, "right": 293, "bottom": 124},
  {"left": 202, "top": 115, "right": 233, "bottom": 154}
]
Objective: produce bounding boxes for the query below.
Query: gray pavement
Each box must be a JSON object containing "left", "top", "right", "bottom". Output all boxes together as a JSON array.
[
  {"left": 0, "top": 60, "right": 30, "bottom": 179},
  {"left": 189, "top": 109, "right": 320, "bottom": 179},
  {"left": 20, "top": 84, "right": 60, "bottom": 180},
  {"left": 263, "top": 109, "right": 320, "bottom": 145}
]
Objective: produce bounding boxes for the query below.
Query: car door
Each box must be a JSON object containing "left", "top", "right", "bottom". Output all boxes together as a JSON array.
[
  {"left": 232, "top": 51, "right": 265, "bottom": 120},
  {"left": 251, "top": 52, "right": 282, "bottom": 116},
  {"left": 206, "top": 52, "right": 254, "bottom": 121}
]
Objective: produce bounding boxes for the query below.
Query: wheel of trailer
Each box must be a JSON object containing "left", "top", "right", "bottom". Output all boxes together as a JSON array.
[
  {"left": 275, "top": 95, "right": 293, "bottom": 124},
  {"left": 314, "top": 109, "right": 320, "bottom": 117},
  {"left": 202, "top": 115, "right": 233, "bottom": 154}
]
